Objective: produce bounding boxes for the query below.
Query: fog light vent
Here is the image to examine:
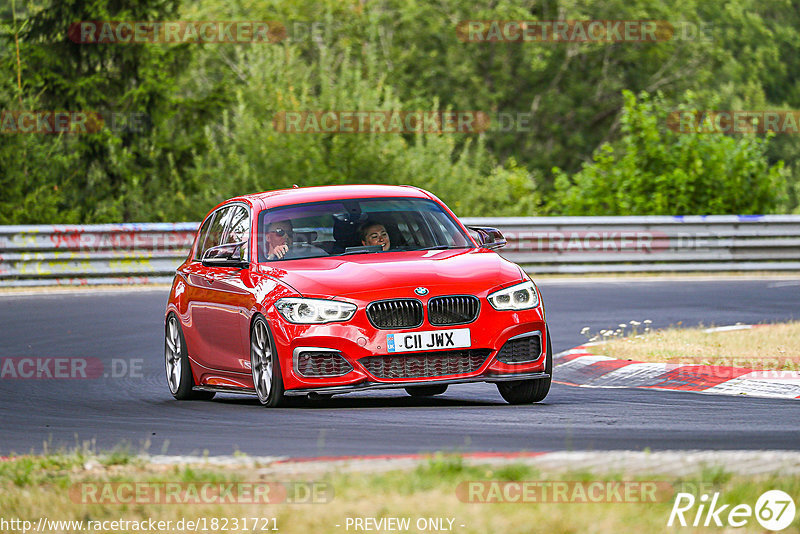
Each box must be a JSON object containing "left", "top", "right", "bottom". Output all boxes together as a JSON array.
[
  {"left": 495, "top": 333, "right": 542, "bottom": 364},
  {"left": 295, "top": 349, "right": 353, "bottom": 377}
]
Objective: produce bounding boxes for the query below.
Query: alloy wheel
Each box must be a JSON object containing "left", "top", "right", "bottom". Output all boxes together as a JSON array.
[
  {"left": 165, "top": 315, "right": 182, "bottom": 394},
  {"left": 251, "top": 319, "right": 273, "bottom": 402}
]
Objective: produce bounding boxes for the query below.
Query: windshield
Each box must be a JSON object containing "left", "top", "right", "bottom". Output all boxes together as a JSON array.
[{"left": 257, "top": 197, "right": 473, "bottom": 262}]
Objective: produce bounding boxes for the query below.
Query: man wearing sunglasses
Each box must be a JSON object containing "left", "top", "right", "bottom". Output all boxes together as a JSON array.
[
  {"left": 266, "top": 220, "right": 294, "bottom": 260},
  {"left": 265, "top": 219, "right": 327, "bottom": 260}
]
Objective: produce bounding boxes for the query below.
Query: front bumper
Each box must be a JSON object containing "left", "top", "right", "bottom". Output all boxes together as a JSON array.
[{"left": 266, "top": 302, "right": 548, "bottom": 392}]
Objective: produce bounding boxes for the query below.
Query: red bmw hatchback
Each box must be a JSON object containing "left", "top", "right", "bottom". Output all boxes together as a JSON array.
[{"left": 164, "top": 185, "right": 551, "bottom": 406}]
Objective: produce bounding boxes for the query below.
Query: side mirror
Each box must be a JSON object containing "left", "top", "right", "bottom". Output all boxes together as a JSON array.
[
  {"left": 202, "top": 241, "right": 249, "bottom": 268},
  {"left": 467, "top": 226, "right": 507, "bottom": 250}
]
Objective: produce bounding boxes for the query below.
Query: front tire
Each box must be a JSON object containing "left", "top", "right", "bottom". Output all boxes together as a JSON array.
[
  {"left": 496, "top": 326, "right": 552, "bottom": 404},
  {"left": 405, "top": 385, "right": 448, "bottom": 397},
  {"left": 251, "top": 316, "right": 286, "bottom": 407},
  {"left": 165, "top": 313, "right": 215, "bottom": 400}
]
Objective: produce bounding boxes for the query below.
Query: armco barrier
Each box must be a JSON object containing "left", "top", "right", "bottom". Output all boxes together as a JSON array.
[
  {"left": 459, "top": 215, "right": 800, "bottom": 273},
  {"left": 0, "top": 223, "right": 198, "bottom": 287},
  {"left": 1, "top": 215, "right": 799, "bottom": 286}
]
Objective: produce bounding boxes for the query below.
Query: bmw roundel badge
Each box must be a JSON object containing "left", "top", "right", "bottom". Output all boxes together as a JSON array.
[{"left": 414, "top": 287, "right": 429, "bottom": 296}]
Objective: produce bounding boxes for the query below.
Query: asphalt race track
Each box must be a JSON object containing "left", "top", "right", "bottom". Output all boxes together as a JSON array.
[{"left": 1, "top": 279, "right": 798, "bottom": 457}]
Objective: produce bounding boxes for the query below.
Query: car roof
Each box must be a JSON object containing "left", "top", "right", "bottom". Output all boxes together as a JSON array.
[{"left": 227, "top": 184, "right": 434, "bottom": 210}]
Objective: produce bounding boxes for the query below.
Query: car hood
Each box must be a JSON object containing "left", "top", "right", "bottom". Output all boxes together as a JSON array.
[{"left": 260, "top": 248, "right": 524, "bottom": 299}]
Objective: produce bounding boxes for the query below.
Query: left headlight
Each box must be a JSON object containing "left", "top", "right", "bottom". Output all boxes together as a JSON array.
[
  {"left": 274, "top": 298, "right": 357, "bottom": 324},
  {"left": 487, "top": 281, "right": 539, "bottom": 311}
]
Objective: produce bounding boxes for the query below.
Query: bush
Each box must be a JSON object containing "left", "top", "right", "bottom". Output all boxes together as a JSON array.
[{"left": 549, "top": 90, "right": 786, "bottom": 215}]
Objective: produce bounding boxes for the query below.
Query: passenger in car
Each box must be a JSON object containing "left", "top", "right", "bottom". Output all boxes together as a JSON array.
[{"left": 359, "top": 220, "right": 391, "bottom": 251}]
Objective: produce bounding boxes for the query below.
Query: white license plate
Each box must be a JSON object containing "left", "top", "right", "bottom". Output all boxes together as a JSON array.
[{"left": 387, "top": 328, "right": 471, "bottom": 353}]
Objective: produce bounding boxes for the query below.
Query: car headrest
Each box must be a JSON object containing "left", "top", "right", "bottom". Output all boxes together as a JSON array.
[
  {"left": 333, "top": 219, "right": 359, "bottom": 243},
  {"left": 294, "top": 231, "right": 318, "bottom": 244}
]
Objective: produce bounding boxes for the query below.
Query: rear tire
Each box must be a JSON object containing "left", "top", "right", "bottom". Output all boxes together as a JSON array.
[
  {"left": 496, "top": 326, "right": 552, "bottom": 404},
  {"left": 405, "top": 385, "right": 448, "bottom": 397},
  {"left": 165, "top": 313, "right": 215, "bottom": 401}
]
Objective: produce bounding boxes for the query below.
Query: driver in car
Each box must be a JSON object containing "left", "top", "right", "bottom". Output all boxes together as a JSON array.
[
  {"left": 266, "top": 219, "right": 327, "bottom": 260},
  {"left": 359, "top": 221, "right": 391, "bottom": 251},
  {"left": 266, "top": 220, "right": 294, "bottom": 260}
]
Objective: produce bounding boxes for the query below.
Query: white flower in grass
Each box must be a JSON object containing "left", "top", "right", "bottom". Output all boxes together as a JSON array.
[
  {"left": 630, "top": 320, "right": 641, "bottom": 326},
  {"left": 643, "top": 319, "right": 652, "bottom": 324},
  {"left": 580, "top": 326, "right": 591, "bottom": 335},
  {"left": 618, "top": 323, "right": 627, "bottom": 329}
]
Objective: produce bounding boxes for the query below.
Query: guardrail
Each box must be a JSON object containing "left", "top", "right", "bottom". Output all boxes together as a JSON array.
[
  {"left": 0, "top": 223, "right": 197, "bottom": 287},
  {"left": 1, "top": 215, "right": 799, "bottom": 286},
  {"left": 461, "top": 215, "right": 800, "bottom": 273}
]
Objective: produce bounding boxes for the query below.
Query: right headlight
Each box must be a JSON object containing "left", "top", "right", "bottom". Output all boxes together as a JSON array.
[
  {"left": 487, "top": 281, "right": 539, "bottom": 311},
  {"left": 274, "top": 297, "right": 357, "bottom": 324}
]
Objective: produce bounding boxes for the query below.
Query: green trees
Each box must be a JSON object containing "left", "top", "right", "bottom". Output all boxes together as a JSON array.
[
  {"left": 1, "top": 0, "right": 226, "bottom": 223},
  {"left": 185, "top": 29, "right": 540, "bottom": 216},
  {"left": 1, "top": 0, "right": 799, "bottom": 222}
]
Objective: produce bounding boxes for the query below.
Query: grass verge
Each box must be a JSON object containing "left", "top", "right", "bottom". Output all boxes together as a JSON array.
[
  {"left": 1, "top": 451, "right": 798, "bottom": 533},
  {"left": 589, "top": 321, "right": 800, "bottom": 369}
]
